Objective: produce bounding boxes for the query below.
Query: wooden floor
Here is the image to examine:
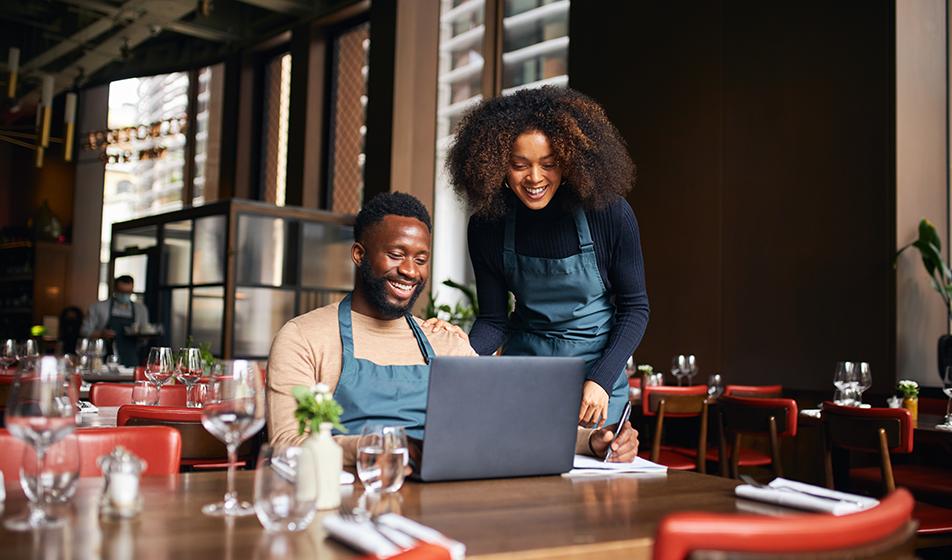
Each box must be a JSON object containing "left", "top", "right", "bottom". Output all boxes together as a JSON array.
[{"left": 1, "top": 469, "right": 758, "bottom": 559}]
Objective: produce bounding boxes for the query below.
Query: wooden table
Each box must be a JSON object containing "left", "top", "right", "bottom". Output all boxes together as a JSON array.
[{"left": 1, "top": 469, "right": 760, "bottom": 559}]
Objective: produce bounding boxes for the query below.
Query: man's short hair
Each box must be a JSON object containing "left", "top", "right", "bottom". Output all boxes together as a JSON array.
[
  {"left": 354, "top": 192, "right": 433, "bottom": 243},
  {"left": 114, "top": 275, "right": 134, "bottom": 286}
]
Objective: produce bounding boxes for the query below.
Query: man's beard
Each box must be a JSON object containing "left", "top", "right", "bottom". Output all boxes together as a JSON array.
[{"left": 357, "top": 259, "right": 427, "bottom": 319}]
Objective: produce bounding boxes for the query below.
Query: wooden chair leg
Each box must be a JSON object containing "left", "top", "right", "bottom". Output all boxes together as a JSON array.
[
  {"left": 878, "top": 428, "right": 895, "bottom": 494},
  {"left": 697, "top": 401, "right": 708, "bottom": 474},
  {"left": 768, "top": 416, "right": 783, "bottom": 478},
  {"left": 730, "top": 433, "right": 741, "bottom": 479},
  {"left": 651, "top": 400, "right": 665, "bottom": 463},
  {"left": 718, "top": 410, "right": 729, "bottom": 478},
  {"left": 823, "top": 424, "right": 834, "bottom": 490}
]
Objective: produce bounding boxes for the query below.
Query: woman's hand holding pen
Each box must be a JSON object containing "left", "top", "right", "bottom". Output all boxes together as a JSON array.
[
  {"left": 589, "top": 421, "right": 639, "bottom": 462},
  {"left": 578, "top": 380, "right": 609, "bottom": 427}
]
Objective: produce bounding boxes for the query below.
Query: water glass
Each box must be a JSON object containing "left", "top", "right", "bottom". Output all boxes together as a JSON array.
[
  {"left": 356, "top": 425, "right": 409, "bottom": 493},
  {"left": 940, "top": 366, "right": 952, "bottom": 429},
  {"left": 854, "top": 362, "right": 872, "bottom": 405},
  {"left": 833, "top": 361, "right": 855, "bottom": 405},
  {"left": 187, "top": 382, "right": 208, "bottom": 408},
  {"left": 176, "top": 348, "right": 204, "bottom": 405},
  {"left": 20, "top": 434, "right": 80, "bottom": 504},
  {"left": 18, "top": 339, "right": 39, "bottom": 366},
  {"left": 145, "top": 347, "right": 175, "bottom": 392},
  {"left": 1, "top": 338, "right": 16, "bottom": 372},
  {"left": 254, "top": 444, "right": 317, "bottom": 532},
  {"left": 131, "top": 380, "right": 159, "bottom": 406},
  {"left": 707, "top": 373, "right": 723, "bottom": 399}
]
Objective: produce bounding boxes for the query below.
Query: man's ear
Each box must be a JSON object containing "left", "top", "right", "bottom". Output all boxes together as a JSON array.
[{"left": 352, "top": 242, "right": 365, "bottom": 268}]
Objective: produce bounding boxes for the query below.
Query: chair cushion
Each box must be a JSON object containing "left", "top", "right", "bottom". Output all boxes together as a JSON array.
[
  {"left": 913, "top": 500, "right": 952, "bottom": 535},
  {"left": 852, "top": 465, "right": 952, "bottom": 507},
  {"left": 639, "top": 447, "right": 697, "bottom": 470}
]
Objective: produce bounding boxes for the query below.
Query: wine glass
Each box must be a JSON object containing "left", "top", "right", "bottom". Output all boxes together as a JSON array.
[
  {"left": 254, "top": 444, "right": 317, "bottom": 532},
  {"left": 671, "top": 355, "right": 688, "bottom": 386},
  {"left": 356, "top": 425, "right": 409, "bottom": 493},
  {"left": 0, "top": 339, "right": 16, "bottom": 373},
  {"left": 939, "top": 366, "right": 952, "bottom": 430},
  {"left": 17, "top": 339, "right": 39, "bottom": 367},
  {"left": 175, "top": 348, "right": 204, "bottom": 408},
  {"left": 833, "top": 361, "right": 855, "bottom": 405},
  {"left": 684, "top": 354, "right": 699, "bottom": 385},
  {"left": 21, "top": 434, "right": 80, "bottom": 504},
  {"left": 4, "top": 356, "right": 78, "bottom": 530},
  {"left": 854, "top": 362, "right": 872, "bottom": 405},
  {"left": 201, "top": 360, "right": 266, "bottom": 516},
  {"left": 707, "top": 373, "right": 723, "bottom": 399},
  {"left": 145, "top": 347, "right": 175, "bottom": 395}
]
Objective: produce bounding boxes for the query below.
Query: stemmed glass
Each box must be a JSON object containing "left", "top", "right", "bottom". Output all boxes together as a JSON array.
[
  {"left": 4, "top": 356, "right": 78, "bottom": 530},
  {"left": 684, "top": 354, "right": 699, "bottom": 385},
  {"left": 176, "top": 348, "right": 204, "bottom": 408},
  {"left": 707, "top": 373, "right": 723, "bottom": 399},
  {"left": 939, "top": 366, "right": 952, "bottom": 430},
  {"left": 0, "top": 339, "right": 16, "bottom": 373},
  {"left": 671, "top": 355, "right": 688, "bottom": 386},
  {"left": 854, "top": 362, "right": 872, "bottom": 405},
  {"left": 145, "top": 347, "right": 175, "bottom": 396},
  {"left": 356, "top": 425, "right": 409, "bottom": 493},
  {"left": 833, "top": 361, "right": 855, "bottom": 405},
  {"left": 254, "top": 444, "right": 317, "bottom": 532},
  {"left": 21, "top": 434, "right": 80, "bottom": 505},
  {"left": 201, "top": 360, "right": 266, "bottom": 516},
  {"left": 18, "top": 339, "right": 39, "bottom": 366}
]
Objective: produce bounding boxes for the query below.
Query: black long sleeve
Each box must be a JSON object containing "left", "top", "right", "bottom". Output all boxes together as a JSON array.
[{"left": 468, "top": 192, "right": 650, "bottom": 393}]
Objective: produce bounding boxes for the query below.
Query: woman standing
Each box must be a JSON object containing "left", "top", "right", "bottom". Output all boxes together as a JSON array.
[{"left": 444, "top": 86, "right": 649, "bottom": 427}]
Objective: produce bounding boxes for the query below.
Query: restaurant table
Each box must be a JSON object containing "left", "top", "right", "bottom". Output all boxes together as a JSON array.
[
  {"left": 77, "top": 406, "right": 120, "bottom": 428},
  {"left": 0, "top": 469, "right": 766, "bottom": 559}
]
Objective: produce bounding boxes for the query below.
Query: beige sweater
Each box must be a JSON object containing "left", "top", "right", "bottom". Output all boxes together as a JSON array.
[{"left": 267, "top": 301, "right": 595, "bottom": 464}]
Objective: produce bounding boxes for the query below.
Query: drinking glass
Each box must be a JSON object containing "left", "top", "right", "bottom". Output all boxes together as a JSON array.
[
  {"left": 684, "top": 354, "right": 699, "bottom": 385},
  {"left": 21, "top": 434, "right": 80, "bottom": 504},
  {"left": 131, "top": 380, "right": 159, "bottom": 405},
  {"left": 17, "top": 339, "right": 39, "bottom": 366},
  {"left": 833, "top": 361, "right": 855, "bottom": 405},
  {"left": 0, "top": 339, "right": 16, "bottom": 372},
  {"left": 93, "top": 338, "right": 107, "bottom": 358},
  {"left": 939, "top": 366, "right": 952, "bottom": 429},
  {"left": 854, "top": 362, "right": 872, "bottom": 405},
  {"left": 356, "top": 425, "right": 409, "bottom": 493},
  {"left": 201, "top": 360, "right": 266, "bottom": 516},
  {"left": 254, "top": 444, "right": 317, "bottom": 532},
  {"left": 707, "top": 373, "right": 723, "bottom": 399},
  {"left": 671, "top": 355, "right": 688, "bottom": 386},
  {"left": 176, "top": 348, "right": 205, "bottom": 408},
  {"left": 145, "top": 347, "right": 175, "bottom": 394},
  {"left": 4, "top": 356, "right": 78, "bottom": 530},
  {"left": 76, "top": 338, "right": 91, "bottom": 356}
]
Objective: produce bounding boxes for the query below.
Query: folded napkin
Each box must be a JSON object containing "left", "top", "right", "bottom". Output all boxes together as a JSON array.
[
  {"left": 799, "top": 409, "right": 821, "bottom": 419},
  {"left": 735, "top": 477, "right": 878, "bottom": 516},
  {"left": 563, "top": 454, "right": 668, "bottom": 477},
  {"left": 323, "top": 512, "right": 465, "bottom": 560}
]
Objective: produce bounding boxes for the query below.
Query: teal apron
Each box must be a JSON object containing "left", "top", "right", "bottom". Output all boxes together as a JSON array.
[
  {"left": 333, "top": 294, "right": 434, "bottom": 439},
  {"left": 107, "top": 299, "right": 138, "bottom": 367},
  {"left": 501, "top": 207, "right": 629, "bottom": 424}
]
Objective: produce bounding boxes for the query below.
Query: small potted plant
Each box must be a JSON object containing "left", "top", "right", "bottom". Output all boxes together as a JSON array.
[
  {"left": 292, "top": 383, "right": 345, "bottom": 509},
  {"left": 896, "top": 380, "right": 919, "bottom": 422}
]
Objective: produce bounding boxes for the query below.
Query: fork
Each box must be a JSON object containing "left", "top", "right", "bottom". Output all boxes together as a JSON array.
[
  {"left": 338, "top": 505, "right": 409, "bottom": 549},
  {"left": 739, "top": 475, "right": 866, "bottom": 506}
]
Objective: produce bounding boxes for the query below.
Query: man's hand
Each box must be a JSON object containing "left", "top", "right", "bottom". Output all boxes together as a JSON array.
[
  {"left": 589, "top": 421, "right": 639, "bottom": 462},
  {"left": 420, "top": 318, "right": 469, "bottom": 343},
  {"left": 578, "top": 380, "right": 609, "bottom": 427}
]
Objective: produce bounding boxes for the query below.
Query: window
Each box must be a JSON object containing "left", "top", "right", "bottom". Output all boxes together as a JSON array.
[
  {"left": 193, "top": 64, "right": 224, "bottom": 206},
  {"left": 260, "top": 53, "right": 293, "bottom": 207},
  {"left": 327, "top": 22, "right": 371, "bottom": 214}
]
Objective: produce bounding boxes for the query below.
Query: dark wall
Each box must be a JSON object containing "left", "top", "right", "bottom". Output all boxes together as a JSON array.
[{"left": 569, "top": 1, "right": 896, "bottom": 393}]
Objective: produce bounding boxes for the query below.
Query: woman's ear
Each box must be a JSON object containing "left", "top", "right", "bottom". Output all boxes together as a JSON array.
[{"left": 351, "top": 242, "right": 365, "bottom": 267}]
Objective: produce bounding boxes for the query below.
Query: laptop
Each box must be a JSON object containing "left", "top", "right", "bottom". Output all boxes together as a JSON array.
[{"left": 415, "top": 356, "right": 585, "bottom": 482}]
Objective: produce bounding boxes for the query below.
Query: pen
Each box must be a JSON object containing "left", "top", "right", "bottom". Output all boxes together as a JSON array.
[{"left": 603, "top": 401, "right": 632, "bottom": 463}]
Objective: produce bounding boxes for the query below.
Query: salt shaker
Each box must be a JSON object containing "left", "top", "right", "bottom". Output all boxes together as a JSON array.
[{"left": 98, "top": 446, "right": 147, "bottom": 518}]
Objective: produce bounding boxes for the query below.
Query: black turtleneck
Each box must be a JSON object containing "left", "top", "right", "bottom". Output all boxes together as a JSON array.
[{"left": 467, "top": 189, "right": 650, "bottom": 393}]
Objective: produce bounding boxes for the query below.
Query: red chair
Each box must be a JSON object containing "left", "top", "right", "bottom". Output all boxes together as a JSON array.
[
  {"left": 638, "top": 385, "right": 709, "bottom": 472},
  {"left": 134, "top": 366, "right": 146, "bottom": 381},
  {"left": 0, "top": 426, "right": 181, "bottom": 481},
  {"left": 722, "top": 384, "right": 783, "bottom": 398},
  {"left": 709, "top": 395, "right": 798, "bottom": 479},
  {"left": 117, "top": 405, "right": 256, "bottom": 470},
  {"left": 90, "top": 383, "right": 187, "bottom": 407},
  {"left": 652, "top": 488, "right": 916, "bottom": 559},
  {"left": 0, "top": 375, "right": 12, "bottom": 427},
  {"left": 822, "top": 402, "right": 952, "bottom": 536}
]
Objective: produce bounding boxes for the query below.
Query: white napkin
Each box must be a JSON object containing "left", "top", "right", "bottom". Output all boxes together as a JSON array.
[
  {"left": 799, "top": 409, "right": 821, "bottom": 418},
  {"left": 323, "top": 512, "right": 465, "bottom": 560},
  {"left": 563, "top": 454, "right": 668, "bottom": 477},
  {"left": 735, "top": 477, "right": 878, "bottom": 516}
]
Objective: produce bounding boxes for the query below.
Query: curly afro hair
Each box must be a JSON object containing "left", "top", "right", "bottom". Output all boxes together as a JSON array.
[
  {"left": 354, "top": 192, "right": 432, "bottom": 242},
  {"left": 446, "top": 86, "right": 636, "bottom": 219}
]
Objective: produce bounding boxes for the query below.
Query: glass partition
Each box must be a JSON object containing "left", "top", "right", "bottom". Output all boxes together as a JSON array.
[
  {"left": 193, "top": 215, "right": 226, "bottom": 284},
  {"left": 234, "top": 288, "right": 295, "bottom": 357},
  {"left": 163, "top": 220, "right": 192, "bottom": 286},
  {"left": 191, "top": 286, "right": 224, "bottom": 355},
  {"left": 237, "top": 215, "right": 289, "bottom": 287}
]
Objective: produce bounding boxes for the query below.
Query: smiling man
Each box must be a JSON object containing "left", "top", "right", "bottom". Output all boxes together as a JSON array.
[{"left": 267, "top": 192, "right": 637, "bottom": 465}]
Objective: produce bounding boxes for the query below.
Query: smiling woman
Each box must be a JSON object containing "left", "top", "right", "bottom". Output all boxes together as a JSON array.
[{"left": 446, "top": 86, "right": 650, "bottom": 430}]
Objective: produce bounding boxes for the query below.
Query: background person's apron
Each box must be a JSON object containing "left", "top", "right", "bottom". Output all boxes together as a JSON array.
[
  {"left": 501, "top": 207, "right": 629, "bottom": 423},
  {"left": 333, "top": 294, "right": 434, "bottom": 439},
  {"left": 107, "top": 299, "right": 138, "bottom": 366}
]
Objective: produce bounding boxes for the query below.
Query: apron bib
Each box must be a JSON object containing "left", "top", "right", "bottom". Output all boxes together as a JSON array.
[
  {"left": 501, "top": 207, "right": 629, "bottom": 422},
  {"left": 333, "top": 294, "right": 434, "bottom": 440},
  {"left": 107, "top": 299, "right": 138, "bottom": 367}
]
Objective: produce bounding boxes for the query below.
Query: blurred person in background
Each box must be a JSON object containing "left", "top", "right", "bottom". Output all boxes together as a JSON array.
[{"left": 80, "top": 275, "right": 149, "bottom": 366}]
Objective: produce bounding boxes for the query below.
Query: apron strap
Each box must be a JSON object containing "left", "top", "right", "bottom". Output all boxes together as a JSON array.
[
  {"left": 338, "top": 294, "right": 357, "bottom": 357},
  {"left": 406, "top": 316, "right": 435, "bottom": 364},
  {"left": 108, "top": 298, "right": 137, "bottom": 321},
  {"left": 504, "top": 209, "right": 517, "bottom": 254},
  {"left": 573, "top": 207, "right": 595, "bottom": 251}
]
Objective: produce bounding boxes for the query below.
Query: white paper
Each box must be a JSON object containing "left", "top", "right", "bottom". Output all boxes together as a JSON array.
[
  {"left": 563, "top": 454, "right": 668, "bottom": 477},
  {"left": 735, "top": 477, "right": 878, "bottom": 516}
]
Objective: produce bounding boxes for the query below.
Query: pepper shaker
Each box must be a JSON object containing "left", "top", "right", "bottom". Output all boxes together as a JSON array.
[{"left": 98, "top": 446, "right": 147, "bottom": 518}]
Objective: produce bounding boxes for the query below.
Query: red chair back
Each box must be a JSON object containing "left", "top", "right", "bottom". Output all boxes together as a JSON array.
[
  {"left": 723, "top": 384, "right": 783, "bottom": 398},
  {"left": 642, "top": 385, "right": 708, "bottom": 417},
  {"left": 0, "top": 426, "right": 181, "bottom": 480},
  {"left": 717, "top": 395, "right": 798, "bottom": 478},
  {"left": 652, "top": 488, "right": 915, "bottom": 559},
  {"left": 822, "top": 402, "right": 914, "bottom": 455},
  {"left": 134, "top": 366, "right": 146, "bottom": 381},
  {"left": 117, "top": 405, "right": 256, "bottom": 467},
  {"left": 90, "top": 383, "right": 187, "bottom": 407}
]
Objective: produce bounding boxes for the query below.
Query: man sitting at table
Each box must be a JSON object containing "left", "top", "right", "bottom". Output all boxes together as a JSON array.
[{"left": 267, "top": 192, "right": 638, "bottom": 466}]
